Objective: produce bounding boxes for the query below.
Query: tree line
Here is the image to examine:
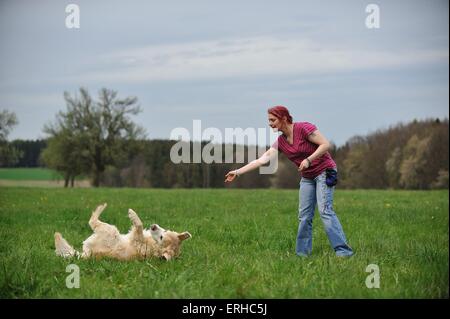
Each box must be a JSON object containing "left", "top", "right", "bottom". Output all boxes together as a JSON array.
[
  {"left": 1, "top": 88, "right": 448, "bottom": 190},
  {"left": 333, "top": 118, "right": 449, "bottom": 189}
]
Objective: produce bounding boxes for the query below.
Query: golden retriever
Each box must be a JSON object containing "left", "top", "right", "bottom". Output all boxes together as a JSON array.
[{"left": 54, "top": 203, "right": 191, "bottom": 261}]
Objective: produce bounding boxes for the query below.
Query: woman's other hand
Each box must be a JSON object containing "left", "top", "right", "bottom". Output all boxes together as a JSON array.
[{"left": 298, "top": 158, "right": 310, "bottom": 171}]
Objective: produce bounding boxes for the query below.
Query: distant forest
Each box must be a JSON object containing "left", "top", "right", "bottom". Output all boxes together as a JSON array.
[{"left": 3, "top": 118, "right": 449, "bottom": 189}]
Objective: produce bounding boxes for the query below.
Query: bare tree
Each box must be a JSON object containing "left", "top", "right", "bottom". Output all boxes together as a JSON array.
[{"left": 43, "top": 88, "right": 145, "bottom": 187}]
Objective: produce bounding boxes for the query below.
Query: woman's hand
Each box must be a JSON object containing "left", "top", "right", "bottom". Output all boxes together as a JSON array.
[
  {"left": 224, "top": 170, "right": 239, "bottom": 183},
  {"left": 298, "top": 158, "right": 311, "bottom": 172}
]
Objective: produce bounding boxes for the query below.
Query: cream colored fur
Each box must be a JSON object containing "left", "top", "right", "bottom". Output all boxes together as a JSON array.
[{"left": 54, "top": 203, "right": 191, "bottom": 261}]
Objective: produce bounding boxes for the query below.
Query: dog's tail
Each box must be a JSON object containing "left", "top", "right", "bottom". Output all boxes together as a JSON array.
[{"left": 54, "top": 232, "right": 80, "bottom": 258}]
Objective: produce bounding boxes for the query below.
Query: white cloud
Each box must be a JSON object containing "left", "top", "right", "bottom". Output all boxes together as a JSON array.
[{"left": 70, "top": 36, "right": 448, "bottom": 84}]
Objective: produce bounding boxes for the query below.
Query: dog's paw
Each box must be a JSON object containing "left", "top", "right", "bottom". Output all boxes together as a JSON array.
[
  {"left": 95, "top": 203, "right": 107, "bottom": 212},
  {"left": 128, "top": 209, "right": 138, "bottom": 220}
]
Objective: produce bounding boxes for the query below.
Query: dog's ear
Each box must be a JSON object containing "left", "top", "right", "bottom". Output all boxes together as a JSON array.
[{"left": 178, "top": 231, "right": 191, "bottom": 241}]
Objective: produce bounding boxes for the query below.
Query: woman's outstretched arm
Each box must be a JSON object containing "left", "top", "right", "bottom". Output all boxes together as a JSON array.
[{"left": 224, "top": 147, "right": 278, "bottom": 183}]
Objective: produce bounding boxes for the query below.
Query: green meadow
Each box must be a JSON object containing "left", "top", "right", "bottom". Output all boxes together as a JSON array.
[
  {"left": 0, "top": 168, "right": 88, "bottom": 187},
  {"left": 0, "top": 187, "right": 448, "bottom": 298},
  {"left": 0, "top": 168, "right": 63, "bottom": 181}
]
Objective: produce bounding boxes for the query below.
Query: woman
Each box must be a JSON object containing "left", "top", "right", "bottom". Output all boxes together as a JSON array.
[{"left": 225, "top": 106, "right": 353, "bottom": 257}]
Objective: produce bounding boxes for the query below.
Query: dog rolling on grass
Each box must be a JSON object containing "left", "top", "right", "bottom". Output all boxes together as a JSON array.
[{"left": 54, "top": 203, "right": 191, "bottom": 261}]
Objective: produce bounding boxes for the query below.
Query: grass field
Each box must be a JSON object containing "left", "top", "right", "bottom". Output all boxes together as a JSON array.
[
  {"left": 0, "top": 187, "right": 448, "bottom": 298},
  {"left": 0, "top": 168, "right": 89, "bottom": 187},
  {"left": 0, "top": 168, "right": 64, "bottom": 181}
]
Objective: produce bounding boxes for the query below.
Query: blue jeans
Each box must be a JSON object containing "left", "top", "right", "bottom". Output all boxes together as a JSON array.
[{"left": 296, "top": 169, "right": 353, "bottom": 257}]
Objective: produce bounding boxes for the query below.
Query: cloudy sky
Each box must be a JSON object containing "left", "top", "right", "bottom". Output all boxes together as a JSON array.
[{"left": 0, "top": 0, "right": 448, "bottom": 146}]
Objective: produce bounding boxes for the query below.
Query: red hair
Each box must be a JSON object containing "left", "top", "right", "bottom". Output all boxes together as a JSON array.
[{"left": 268, "top": 105, "right": 293, "bottom": 124}]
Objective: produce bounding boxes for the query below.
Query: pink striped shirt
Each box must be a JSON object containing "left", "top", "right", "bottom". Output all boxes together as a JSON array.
[{"left": 272, "top": 122, "right": 336, "bottom": 179}]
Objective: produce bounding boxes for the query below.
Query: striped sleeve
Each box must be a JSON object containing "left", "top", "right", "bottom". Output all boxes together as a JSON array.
[{"left": 301, "top": 122, "right": 317, "bottom": 139}]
